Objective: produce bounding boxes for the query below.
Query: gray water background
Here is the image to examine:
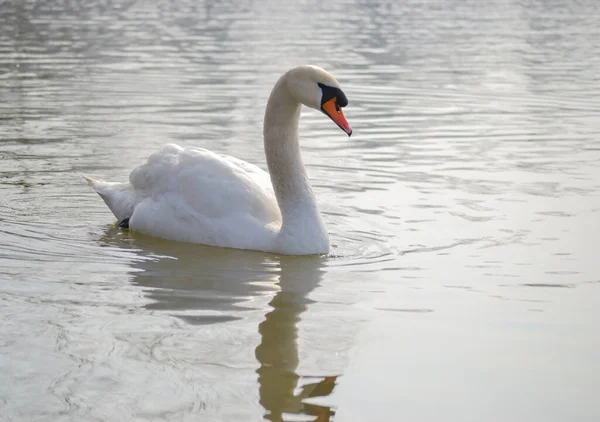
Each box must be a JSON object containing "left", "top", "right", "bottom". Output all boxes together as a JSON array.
[{"left": 1, "top": 0, "right": 600, "bottom": 421}]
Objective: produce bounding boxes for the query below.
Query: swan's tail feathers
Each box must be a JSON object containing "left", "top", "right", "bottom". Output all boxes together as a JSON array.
[
  {"left": 82, "top": 175, "right": 98, "bottom": 186},
  {"left": 83, "top": 175, "right": 135, "bottom": 223}
]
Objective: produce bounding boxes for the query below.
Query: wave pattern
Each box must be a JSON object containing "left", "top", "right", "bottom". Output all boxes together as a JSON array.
[{"left": 1, "top": 0, "right": 600, "bottom": 420}]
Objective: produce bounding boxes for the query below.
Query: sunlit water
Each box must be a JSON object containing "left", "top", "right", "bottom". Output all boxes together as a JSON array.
[{"left": 1, "top": 0, "right": 600, "bottom": 421}]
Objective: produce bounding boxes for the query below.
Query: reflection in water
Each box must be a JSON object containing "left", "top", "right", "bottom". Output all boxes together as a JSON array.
[
  {"left": 102, "top": 229, "right": 279, "bottom": 323},
  {"left": 101, "top": 229, "right": 336, "bottom": 421},
  {"left": 256, "top": 258, "right": 336, "bottom": 422}
]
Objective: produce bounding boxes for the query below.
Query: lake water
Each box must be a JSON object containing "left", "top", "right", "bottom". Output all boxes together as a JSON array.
[{"left": 1, "top": 0, "right": 600, "bottom": 420}]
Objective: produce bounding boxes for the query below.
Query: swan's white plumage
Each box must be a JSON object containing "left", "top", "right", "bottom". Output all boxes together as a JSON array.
[
  {"left": 86, "top": 65, "right": 350, "bottom": 255},
  {"left": 87, "top": 143, "right": 282, "bottom": 251}
]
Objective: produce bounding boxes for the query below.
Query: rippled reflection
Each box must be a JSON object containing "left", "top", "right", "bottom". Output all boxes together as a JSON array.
[
  {"left": 100, "top": 230, "right": 336, "bottom": 420},
  {"left": 255, "top": 258, "right": 336, "bottom": 422}
]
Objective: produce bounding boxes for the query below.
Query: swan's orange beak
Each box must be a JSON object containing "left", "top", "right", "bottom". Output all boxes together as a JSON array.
[{"left": 321, "top": 97, "right": 352, "bottom": 136}]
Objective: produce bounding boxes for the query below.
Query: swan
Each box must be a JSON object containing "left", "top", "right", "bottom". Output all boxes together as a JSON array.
[{"left": 85, "top": 65, "right": 352, "bottom": 255}]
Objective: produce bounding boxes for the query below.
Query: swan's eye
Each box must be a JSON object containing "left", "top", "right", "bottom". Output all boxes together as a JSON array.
[{"left": 318, "top": 82, "right": 348, "bottom": 108}]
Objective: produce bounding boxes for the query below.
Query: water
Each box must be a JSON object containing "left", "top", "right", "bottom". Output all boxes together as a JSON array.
[{"left": 1, "top": 0, "right": 600, "bottom": 420}]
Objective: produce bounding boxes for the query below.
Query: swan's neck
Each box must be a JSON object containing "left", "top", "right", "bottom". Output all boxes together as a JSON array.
[{"left": 263, "top": 79, "right": 329, "bottom": 254}]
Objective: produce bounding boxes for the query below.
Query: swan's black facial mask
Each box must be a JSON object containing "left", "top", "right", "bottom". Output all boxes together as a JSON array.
[{"left": 318, "top": 83, "right": 352, "bottom": 136}]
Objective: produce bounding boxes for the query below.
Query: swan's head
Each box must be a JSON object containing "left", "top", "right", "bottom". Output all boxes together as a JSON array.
[{"left": 285, "top": 65, "right": 352, "bottom": 136}]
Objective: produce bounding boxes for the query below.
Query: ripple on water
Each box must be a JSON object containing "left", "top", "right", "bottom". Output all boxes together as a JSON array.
[{"left": 2, "top": 0, "right": 600, "bottom": 420}]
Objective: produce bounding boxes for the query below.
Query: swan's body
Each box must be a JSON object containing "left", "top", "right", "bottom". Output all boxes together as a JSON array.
[{"left": 86, "top": 65, "right": 352, "bottom": 255}]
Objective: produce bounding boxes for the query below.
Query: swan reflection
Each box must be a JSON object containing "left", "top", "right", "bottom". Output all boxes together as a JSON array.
[
  {"left": 100, "top": 228, "right": 337, "bottom": 421},
  {"left": 256, "top": 257, "right": 336, "bottom": 422}
]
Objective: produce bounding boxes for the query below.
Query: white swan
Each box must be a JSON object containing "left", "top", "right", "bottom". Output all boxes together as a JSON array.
[{"left": 85, "top": 65, "right": 352, "bottom": 255}]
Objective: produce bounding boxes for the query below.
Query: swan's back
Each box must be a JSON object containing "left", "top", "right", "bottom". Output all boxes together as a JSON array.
[{"left": 88, "top": 144, "right": 282, "bottom": 250}]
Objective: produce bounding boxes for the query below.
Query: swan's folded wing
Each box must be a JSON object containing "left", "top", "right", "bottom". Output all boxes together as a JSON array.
[
  {"left": 126, "top": 144, "right": 281, "bottom": 232},
  {"left": 175, "top": 147, "right": 280, "bottom": 223}
]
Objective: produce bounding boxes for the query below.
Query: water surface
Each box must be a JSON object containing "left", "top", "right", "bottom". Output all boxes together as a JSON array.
[{"left": 1, "top": 0, "right": 600, "bottom": 421}]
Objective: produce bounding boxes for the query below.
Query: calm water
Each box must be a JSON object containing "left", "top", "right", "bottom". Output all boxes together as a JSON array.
[{"left": 1, "top": 0, "right": 600, "bottom": 420}]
